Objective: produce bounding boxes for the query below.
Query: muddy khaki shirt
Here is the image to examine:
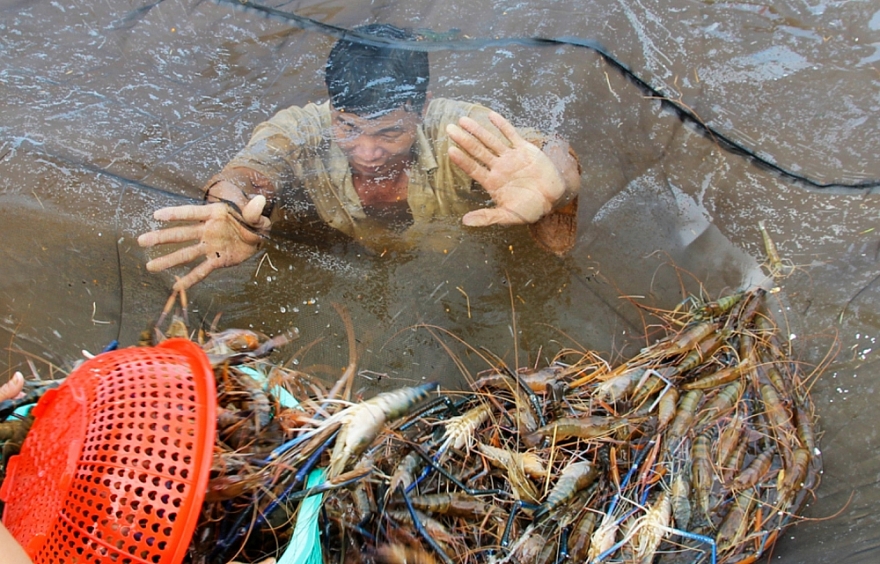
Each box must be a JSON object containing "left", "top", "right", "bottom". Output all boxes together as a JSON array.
[{"left": 222, "top": 98, "right": 546, "bottom": 245}]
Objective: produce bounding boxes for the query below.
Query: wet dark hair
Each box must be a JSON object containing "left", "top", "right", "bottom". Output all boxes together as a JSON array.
[{"left": 325, "top": 24, "right": 429, "bottom": 117}]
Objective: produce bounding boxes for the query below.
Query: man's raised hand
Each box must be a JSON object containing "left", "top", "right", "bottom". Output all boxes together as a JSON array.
[
  {"left": 446, "top": 111, "right": 566, "bottom": 227},
  {"left": 137, "top": 195, "right": 270, "bottom": 291}
]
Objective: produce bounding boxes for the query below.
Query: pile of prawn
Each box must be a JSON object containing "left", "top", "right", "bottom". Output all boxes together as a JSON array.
[{"left": 147, "top": 285, "right": 821, "bottom": 564}]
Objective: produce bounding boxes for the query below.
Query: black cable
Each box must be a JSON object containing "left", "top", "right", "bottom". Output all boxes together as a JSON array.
[
  {"left": 214, "top": 0, "right": 880, "bottom": 192},
  {"left": 111, "top": 183, "right": 127, "bottom": 347}
]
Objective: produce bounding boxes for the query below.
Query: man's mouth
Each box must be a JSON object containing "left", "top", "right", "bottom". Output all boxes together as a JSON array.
[{"left": 352, "top": 162, "right": 385, "bottom": 174}]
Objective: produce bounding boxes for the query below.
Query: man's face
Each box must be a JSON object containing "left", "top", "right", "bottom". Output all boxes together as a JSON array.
[{"left": 331, "top": 106, "right": 421, "bottom": 178}]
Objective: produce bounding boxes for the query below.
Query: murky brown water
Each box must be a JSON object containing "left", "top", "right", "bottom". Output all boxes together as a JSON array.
[{"left": 2, "top": 0, "right": 879, "bottom": 561}]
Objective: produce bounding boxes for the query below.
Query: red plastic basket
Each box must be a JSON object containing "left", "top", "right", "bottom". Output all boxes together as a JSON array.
[{"left": 0, "top": 339, "right": 216, "bottom": 564}]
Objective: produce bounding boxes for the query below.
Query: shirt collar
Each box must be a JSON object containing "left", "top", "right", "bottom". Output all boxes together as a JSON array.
[{"left": 414, "top": 123, "right": 438, "bottom": 173}]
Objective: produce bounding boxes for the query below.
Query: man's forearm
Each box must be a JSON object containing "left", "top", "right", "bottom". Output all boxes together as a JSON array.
[{"left": 203, "top": 166, "right": 277, "bottom": 217}]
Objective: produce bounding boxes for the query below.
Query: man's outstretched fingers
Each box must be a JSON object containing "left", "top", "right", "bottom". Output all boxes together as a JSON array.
[
  {"left": 487, "top": 111, "right": 524, "bottom": 145},
  {"left": 138, "top": 224, "right": 203, "bottom": 248},
  {"left": 458, "top": 115, "right": 510, "bottom": 155},
  {"left": 145, "top": 243, "right": 204, "bottom": 272},
  {"left": 462, "top": 207, "right": 526, "bottom": 227},
  {"left": 447, "top": 123, "right": 497, "bottom": 167},
  {"left": 448, "top": 145, "right": 490, "bottom": 186},
  {"left": 173, "top": 260, "right": 217, "bottom": 291},
  {"left": 153, "top": 203, "right": 218, "bottom": 222},
  {"left": 241, "top": 195, "right": 268, "bottom": 226}
]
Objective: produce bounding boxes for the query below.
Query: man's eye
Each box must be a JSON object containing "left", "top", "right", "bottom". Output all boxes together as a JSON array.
[
  {"left": 336, "top": 122, "right": 356, "bottom": 134},
  {"left": 380, "top": 133, "right": 403, "bottom": 142}
]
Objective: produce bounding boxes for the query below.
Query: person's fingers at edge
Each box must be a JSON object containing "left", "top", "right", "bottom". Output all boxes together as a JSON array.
[
  {"left": 138, "top": 224, "right": 203, "bottom": 248},
  {"left": 448, "top": 146, "right": 490, "bottom": 186},
  {"left": 458, "top": 115, "right": 510, "bottom": 154},
  {"left": 0, "top": 372, "right": 25, "bottom": 402},
  {"left": 145, "top": 243, "right": 204, "bottom": 272}
]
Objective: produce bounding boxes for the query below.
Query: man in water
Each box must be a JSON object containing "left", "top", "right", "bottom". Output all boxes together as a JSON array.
[{"left": 138, "top": 24, "right": 582, "bottom": 290}]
